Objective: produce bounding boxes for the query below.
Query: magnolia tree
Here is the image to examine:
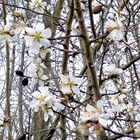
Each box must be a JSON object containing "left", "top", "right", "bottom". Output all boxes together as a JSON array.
[{"left": 0, "top": 0, "right": 140, "bottom": 139}]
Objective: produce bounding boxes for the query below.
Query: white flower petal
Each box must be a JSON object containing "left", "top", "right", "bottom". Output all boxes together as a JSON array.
[
  {"left": 48, "top": 109, "right": 53, "bottom": 116},
  {"left": 41, "top": 2, "right": 47, "bottom": 7},
  {"left": 98, "top": 118, "right": 108, "bottom": 127},
  {"left": 44, "top": 112, "right": 49, "bottom": 122},
  {"left": 109, "top": 30, "right": 124, "bottom": 41},
  {"left": 70, "top": 75, "right": 80, "bottom": 84},
  {"left": 40, "top": 63, "right": 47, "bottom": 68},
  {"left": 106, "top": 19, "right": 117, "bottom": 28},
  {"left": 26, "top": 27, "right": 36, "bottom": 35},
  {"left": 41, "top": 28, "right": 51, "bottom": 38},
  {"left": 38, "top": 68, "right": 43, "bottom": 76},
  {"left": 30, "top": 99, "right": 40, "bottom": 112},
  {"left": 34, "top": 106, "right": 40, "bottom": 112},
  {"left": 40, "top": 39, "right": 51, "bottom": 47},
  {"left": 36, "top": 23, "right": 45, "bottom": 32},
  {"left": 97, "top": 100, "right": 103, "bottom": 109},
  {"left": 32, "top": 78, "right": 38, "bottom": 86},
  {"left": 32, "top": 91, "right": 41, "bottom": 98},
  {"left": 24, "top": 36, "right": 34, "bottom": 43},
  {"left": 86, "top": 104, "right": 96, "bottom": 112},
  {"left": 31, "top": 41, "right": 40, "bottom": 53},
  {"left": 59, "top": 74, "right": 69, "bottom": 83},
  {"left": 38, "top": 86, "right": 49, "bottom": 93},
  {"left": 61, "top": 86, "right": 71, "bottom": 94},
  {"left": 72, "top": 86, "right": 80, "bottom": 94},
  {"left": 44, "top": 96, "right": 53, "bottom": 103},
  {"left": 38, "top": 80, "right": 44, "bottom": 86},
  {"left": 47, "top": 4, "right": 52, "bottom": 11},
  {"left": 41, "top": 75, "right": 48, "bottom": 80}
]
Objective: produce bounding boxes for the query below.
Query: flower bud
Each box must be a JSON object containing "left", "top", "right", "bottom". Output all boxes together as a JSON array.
[{"left": 92, "top": 5, "right": 102, "bottom": 14}]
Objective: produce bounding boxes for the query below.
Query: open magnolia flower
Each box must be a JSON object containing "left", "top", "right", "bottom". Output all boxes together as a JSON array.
[
  {"left": 30, "top": 0, "right": 47, "bottom": 13},
  {"left": 32, "top": 56, "right": 47, "bottom": 69},
  {"left": 30, "top": 86, "right": 64, "bottom": 121},
  {"left": 30, "top": 86, "right": 52, "bottom": 111},
  {"left": 127, "top": 103, "right": 139, "bottom": 117},
  {"left": 81, "top": 100, "right": 109, "bottom": 126},
  {"left": 31, "top": 68, "right": 47, "bottom": 86},
  {"left": 111, "top": 93, "right": 126, "bottom": 105},
  {"left": 106, "top": 15, "right": 125, "bottom": 41},
  {"left": 110, "top": 93, "right": 127, "bottom": 113},
  {"left": 59, "top": 74, "right": 84, "bottom": 95},
  {"left": 25, "top": 23, "right": 51, "bottom": 53}
]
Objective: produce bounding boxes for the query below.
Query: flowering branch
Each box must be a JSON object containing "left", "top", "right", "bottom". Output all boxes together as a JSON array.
[{"left": 74, "top": 0, "right": 101, "bottom": 101}]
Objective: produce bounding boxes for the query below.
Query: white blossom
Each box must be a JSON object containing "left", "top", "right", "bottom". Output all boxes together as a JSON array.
[
  {"left": 32, "top": 68, "right": 47, "bottom": 86},
  {"left": 59, "top": 74, "right": 83, "bottom": 95},
  {"left": 127, "top": 103, "right": 138, "bottom": 117},
  {"left": 81, "top": 100, "right": 109, "bottom": 126},
  {"left": 30, "top": 86, "right": 51, "bottom": 110},
  {"left": 106, "top": 15, "right": 124, "bottom": 41},
  {"left": 111, "top": 94, "right": 126, "bottom": 105},
  {"left": 25, "top": 23, "right": 51, "bottom": 53},
  {"left": 30, "top": 0, "right": 47, "bottom": 13},
  {"left": 110, "top": 94, "right": 127, "bottom": 112},
  {"left": 32, "top": 56, "right": 47, "bottom": 69}
]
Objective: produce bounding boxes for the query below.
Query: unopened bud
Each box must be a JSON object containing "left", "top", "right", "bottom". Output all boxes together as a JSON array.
[{"left": 92, "top": 5, "right": 102, "bottom": 14}]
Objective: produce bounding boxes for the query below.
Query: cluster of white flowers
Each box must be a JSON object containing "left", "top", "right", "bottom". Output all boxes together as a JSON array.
[
  {"left": 1, "top": 21, "right": 51, "bottom": 55},
  {"left": 0, "top": 1, "right": 55, "bottom": 123},
  {"left": 24, "top": 22, "right": 59, "bottom": 121},
  {"left": 9, "top": 7, "right": 54, "bottom": 122},
  {"left": 1, "top": 1, "right": 138, "bottom": 133},
  {"left": 22, "top": 22, "right": 52, "bottom": 87},
  {"left": 110, "top": 91, "right": 138, "bottom": 116},
  {"left": 11, "top": 2, "right": 54, "bottom": 122},
  {"left": 30, "top": 86, "right": 64, "bottom": 121},
  {"left": 30, "top": 73, "right": 84, "bottom": 122}
]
